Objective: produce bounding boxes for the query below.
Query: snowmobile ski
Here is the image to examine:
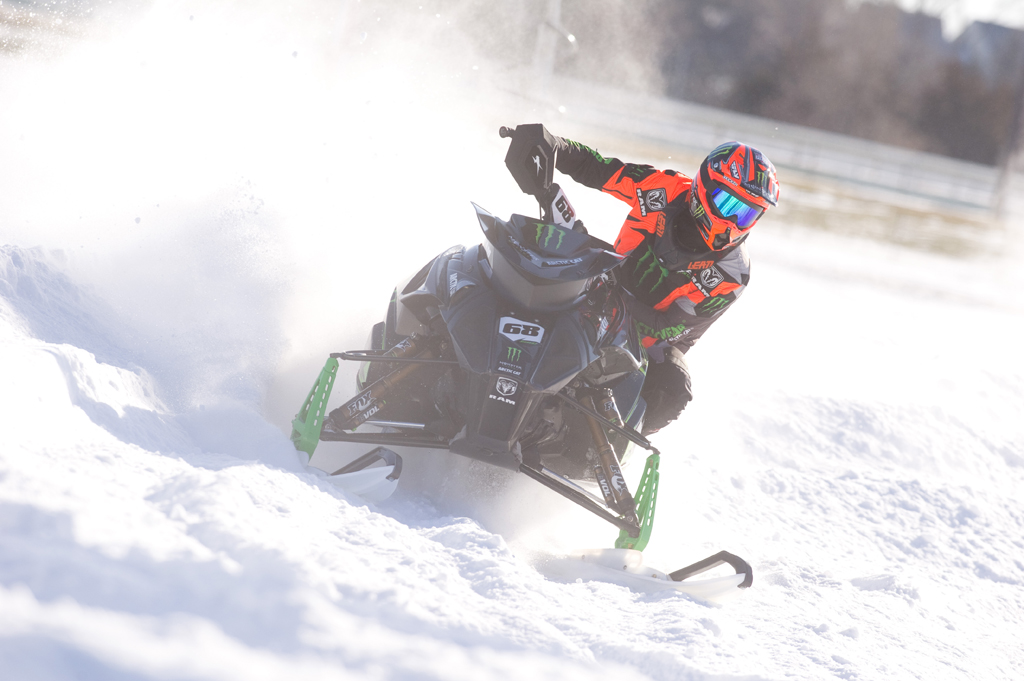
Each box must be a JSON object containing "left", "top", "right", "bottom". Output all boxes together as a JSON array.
[
  {"left": 326, "top": 447, "right": 403, "bottom": 503},
  {"left": 545, "top": 548, "right": 752, "bottom": 602}
]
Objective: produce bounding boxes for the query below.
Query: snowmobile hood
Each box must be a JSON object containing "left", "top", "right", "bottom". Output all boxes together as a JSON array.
[{"left": 472, "top": 203, "right": 624, "bottom": 311}]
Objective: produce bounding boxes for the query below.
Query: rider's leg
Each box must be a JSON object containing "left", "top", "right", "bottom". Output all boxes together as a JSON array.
[{"left": 640, "top": 346, "right": 692, "bottom": 436}]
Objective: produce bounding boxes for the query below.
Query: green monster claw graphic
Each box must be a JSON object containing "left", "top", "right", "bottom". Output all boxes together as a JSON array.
[
  {"left": 699, "top": 297, "right": 730, "bottom": 314},
  {"left": 710, "top": 146, "right": 732, "bottom": 160},
  {"left": 536, "top": 224, "right": 564, "bottom": 250},
  {"left": 634, "top": 247, "right": 669, "bottom": 293}
]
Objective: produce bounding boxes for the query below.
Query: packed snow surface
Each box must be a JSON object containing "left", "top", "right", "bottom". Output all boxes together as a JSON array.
[{"left": 2, "top": 2, "right": 1023, "bottom": 679}]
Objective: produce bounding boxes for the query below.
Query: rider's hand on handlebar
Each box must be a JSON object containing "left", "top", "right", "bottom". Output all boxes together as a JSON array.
[{"left": 499, "top": 123, "right": 558, "bottom": 198}]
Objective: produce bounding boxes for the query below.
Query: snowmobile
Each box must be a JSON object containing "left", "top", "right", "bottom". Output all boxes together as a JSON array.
[{"left": 290, "top": 124, "right": 753, "bottom": 599}]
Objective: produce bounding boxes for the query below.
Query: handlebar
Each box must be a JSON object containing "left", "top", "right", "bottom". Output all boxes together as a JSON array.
[{"left": 497, "top": 123, "right": 587, "bottom": 233}]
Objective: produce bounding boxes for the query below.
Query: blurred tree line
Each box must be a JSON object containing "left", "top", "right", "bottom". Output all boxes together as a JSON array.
[
  {"left": 16, "top": 0, "right": 1016, "bottom": 165},
  {"left": 553, "top": 0, "right": 1024, "bottom": 166}
]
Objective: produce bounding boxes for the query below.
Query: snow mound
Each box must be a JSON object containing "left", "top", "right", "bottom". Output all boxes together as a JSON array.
[{"left": 2, "top": 246, "right": 699, "bottom": 680}]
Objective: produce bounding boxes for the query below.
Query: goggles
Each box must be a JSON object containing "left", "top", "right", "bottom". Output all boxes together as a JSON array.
[{"left": 709, "top": 185, "right": 764, "bottom": 228}]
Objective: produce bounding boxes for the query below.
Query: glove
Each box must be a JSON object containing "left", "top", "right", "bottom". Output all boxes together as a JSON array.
[{"left": 500, "top": 123, "right": 557, "bottom": 197}]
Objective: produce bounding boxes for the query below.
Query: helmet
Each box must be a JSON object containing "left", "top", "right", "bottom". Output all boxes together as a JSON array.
[{"left": 689, "top": 142, "right": 779, "bottom": 251}]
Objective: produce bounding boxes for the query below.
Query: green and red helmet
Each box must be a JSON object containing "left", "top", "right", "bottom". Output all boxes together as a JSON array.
[{"left": 689, "top": 142, "right": 780, "bottom": 251}]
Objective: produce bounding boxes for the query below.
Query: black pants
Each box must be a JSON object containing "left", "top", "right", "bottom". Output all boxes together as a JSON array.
[{"left": 640, "top": 346, "right": 692, "bottom": 436}]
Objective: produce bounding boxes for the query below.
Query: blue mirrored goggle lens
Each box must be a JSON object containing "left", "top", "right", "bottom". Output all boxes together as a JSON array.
[{"left": 710, "top": 187, "right": 763, "bottom": 228}]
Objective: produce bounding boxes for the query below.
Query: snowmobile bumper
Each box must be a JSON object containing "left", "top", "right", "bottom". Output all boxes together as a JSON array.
[
  {"left": 290, "top": 357, "right": 339, "bottom": 459},
  {"left": 615, "top": 453, "right": 659, "bottom": 551}
]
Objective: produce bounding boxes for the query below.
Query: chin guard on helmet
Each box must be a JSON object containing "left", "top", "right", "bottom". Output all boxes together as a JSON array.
[{"left": 690, "top": 142, "right": 779, "bottom": 251}]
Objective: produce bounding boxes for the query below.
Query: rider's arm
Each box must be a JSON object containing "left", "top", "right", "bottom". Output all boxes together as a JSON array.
[
  {"left": 552, "top": 137, "right": 625, "bottom": 189},
  {"left": 553, "top": 137, "right": 670, "bottom": 205},
  {"left": 552, "top": 138, "right": 691, "bottom": 239}
]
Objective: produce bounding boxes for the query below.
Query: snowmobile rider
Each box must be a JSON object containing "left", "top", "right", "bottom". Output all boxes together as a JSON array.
[{"left": 538, "top": 131, "right": 780, "bottom": 436}]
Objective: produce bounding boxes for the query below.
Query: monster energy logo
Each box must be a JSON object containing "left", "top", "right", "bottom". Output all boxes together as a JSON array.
[
  {"left": 506, "top": 346, "right": 522, "bottom": 362},
  {"left": 710, "top": 145, "right": 733, "bottom": 160},
  {"left": 635, "top": 320, "right": 688, "bottom": 341},
  {"left": 625, "top": 165, "right": 653, "bottom": 180},
  {"left": 699, "top": 297, "right": 730, "bottom": 314},
  {"left": 535, "top": 223, "right": 564, "bottom": 250},
  {"left": 633, "top": 247, "right": 669, "bottom": 293}
]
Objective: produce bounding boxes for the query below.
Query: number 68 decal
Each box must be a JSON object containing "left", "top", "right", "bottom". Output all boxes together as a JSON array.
[{"left": 499, "top": 316, "right": 545, "bottom": 344}]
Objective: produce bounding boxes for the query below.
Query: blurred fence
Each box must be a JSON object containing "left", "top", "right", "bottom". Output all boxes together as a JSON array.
[{"left": 547, "top": 76, "right": 1001, "bottom": 213}]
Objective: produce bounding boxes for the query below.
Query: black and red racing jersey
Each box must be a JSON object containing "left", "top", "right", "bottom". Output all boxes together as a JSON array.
[{"left": 552, "top": 138, "right": 750, "bottom": 355}]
